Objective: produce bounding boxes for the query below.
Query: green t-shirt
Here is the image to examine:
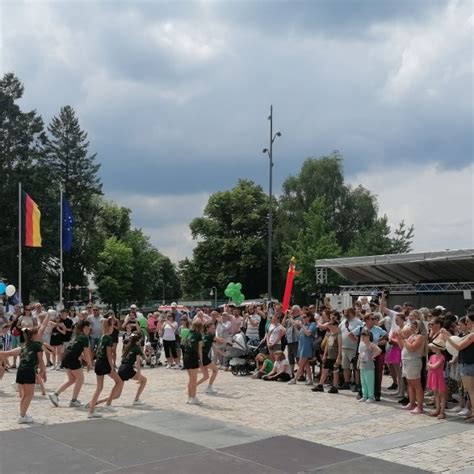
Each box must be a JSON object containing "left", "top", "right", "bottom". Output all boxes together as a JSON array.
[
  {"left": 182, "top": 330, "right": 202, "bottom": 356},
  {"left": 180, "top": 327, "right": 190, "bottom": 340},
  {"left": 97, "top": 334, "right": 113, "bottom": 362},
  {"left": 262, "top": 358, "right": 273, "bottom": 374},
  {"left": 202, "top": 334, "right": 214, "bottom": 358},
  {"left": 122, "top": 344, "right": 143, "bottom": 366},
  {"left": 138, "top": 318, "right": 148, "bottom": 336},
  {"left": 69, "top": 334, "right": 89, "bottom": 359},
  {"left": 19, "top": 341, "right": 43, "bottom": 369}
]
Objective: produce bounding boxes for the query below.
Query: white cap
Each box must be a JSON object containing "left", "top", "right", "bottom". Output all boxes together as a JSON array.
[
  {"left": 435, "top": 305, "right": 446, "bottom": 311},
  {"left": 130, "top": 304, "right": 137, "bottom": 310},
  {"left": 171, "top": 302, "right": 177, "bottom": 307}
]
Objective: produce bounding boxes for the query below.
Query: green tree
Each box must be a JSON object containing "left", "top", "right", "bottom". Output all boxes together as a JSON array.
[
  {"left": 95, "top": 237, "right": 133, "bottom": 307},
  {"left": 189, "top": 179, "right": 270, "bottom": 298},
  {"left": 100, "top": 201, "right": 131, "bottom": 241},
  {"left": 0, "top": 73, "right": 58, "bottom": 303},
  {"left": 178, "top": 258, "right": 204, "bottom": 299},
  {"left": 44, "top": 105, "right": 102, "bottom": 286},
  {"left": 286, "top": 199, "right": 341, "bottom": 294}
]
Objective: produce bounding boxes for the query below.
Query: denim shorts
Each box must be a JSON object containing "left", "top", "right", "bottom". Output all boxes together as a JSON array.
[
  {"left": 11, "top": 335, "right": 21, "bottom": 349},
  {"left": 459, "top": 363, "right": 474, "bottom": 377}
]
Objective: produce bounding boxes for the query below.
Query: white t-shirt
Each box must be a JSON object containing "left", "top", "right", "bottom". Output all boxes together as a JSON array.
[
  {"left": 163, "top": 321, "right": 177, "bottom": 341},
  {"left": 267, "top": 323, "right": 285, "bottom": 345},
  {"left": 339, "top": 318, "right": 362, "bottom": 350},
  {"left": 274, "top": 359, "right": 291, "bottom": 375}
]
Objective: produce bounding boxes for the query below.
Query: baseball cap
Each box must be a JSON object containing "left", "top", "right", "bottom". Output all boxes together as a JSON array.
[
  {"left": 435, "top": 305, "right": 446, "bottom": 311},
  {"left": 171, "top": 302, "right": 177, "bottom": 307},
  {"left": 130, "top": 304, "right": 137, "bottom": 310}
]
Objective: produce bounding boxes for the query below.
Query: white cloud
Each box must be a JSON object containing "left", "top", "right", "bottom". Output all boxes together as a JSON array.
[
  {"left": 350, "top": 163, "right": 474, "bottom": 252},
  {"left": 376, "top": 0, "right": 472, "bottom": 104}
]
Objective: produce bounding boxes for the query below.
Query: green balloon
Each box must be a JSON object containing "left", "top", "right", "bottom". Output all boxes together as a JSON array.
[
  {"left": 224, "top": 288, "right": 233, "bottom": 297},
  {"left": 235, "top": 283, "right": 242, "bottom": 291}
]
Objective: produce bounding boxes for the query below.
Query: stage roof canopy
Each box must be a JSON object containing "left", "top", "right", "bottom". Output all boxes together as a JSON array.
[{"left": 315, "top": 249, "right": 474, "bottom": 284}]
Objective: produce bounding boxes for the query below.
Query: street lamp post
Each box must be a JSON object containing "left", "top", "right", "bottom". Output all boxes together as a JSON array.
[
  {"left": 162, "top": 281, "right": 165, "bottom": 305},
  {"left": 209, "top": 286, "right": 217, "bottom": 308},
  {"left": 262, "top": 105, "right": 281, "bottom": 305}
]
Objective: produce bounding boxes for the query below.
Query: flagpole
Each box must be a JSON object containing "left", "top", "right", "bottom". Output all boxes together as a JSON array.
[
  {"left": 18, "top": 182, "right": 22, "bottom": 304},
  {"left": 60, "top": 185, "right": 63, "bottom": 311}
]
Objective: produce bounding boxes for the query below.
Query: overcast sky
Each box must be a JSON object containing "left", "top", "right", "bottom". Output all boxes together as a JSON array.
[{"left": 2, "top": 0, "right": 472, "bottom": 261}]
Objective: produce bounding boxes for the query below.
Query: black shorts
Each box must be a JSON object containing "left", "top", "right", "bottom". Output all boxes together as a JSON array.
[
  {"left": 95, "top": 359, "right": 112, "bottom": 376},
  {"left": 111, "top": 331, "right": 119, "bottom": 344},
  {"left": 62, "top": 354, "right": 82, "bottom": 370},
  {"left": 118, "top": 363, "right": 136, "bottom": 381},
  {"left": 324, "top": 358, "right": 338, "bottom": 371},
  {"left": 183, "top": 355, "right": 200, "bottom": 370},
  {"left": 16, "top": 367, "right": 36, "bottom": 384},
  {"left": 202, "top": 356, "right": 212, "bottom": 367}
]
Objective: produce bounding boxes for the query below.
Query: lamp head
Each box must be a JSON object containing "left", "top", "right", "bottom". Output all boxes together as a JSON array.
[
  {"left": 262, "top": 148, "right": 268, "bottom": 154},
  {"left": 276, "top": 131, "right": 282, "bottom": 137}
]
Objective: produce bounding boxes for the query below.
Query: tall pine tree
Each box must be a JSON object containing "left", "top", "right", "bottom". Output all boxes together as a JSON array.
[{"left": 45, "top": 106, "right": 103, "bottom": 289}]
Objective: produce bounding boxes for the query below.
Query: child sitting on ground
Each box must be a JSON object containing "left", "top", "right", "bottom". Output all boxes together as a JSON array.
[
  {"left": 262, "top": 351, "right": 292, "bottom": 382},
  {"left": 252, "top": 353, "right": 273, "bottom": 379}
]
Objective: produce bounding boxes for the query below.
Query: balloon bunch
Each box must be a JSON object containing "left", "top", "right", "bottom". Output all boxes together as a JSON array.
[
  {"left": 0, "top": 282, "right": 16, "bottom": 297},
  {"left": 224, "top": 282, "right": 245, "bottom": 306}
]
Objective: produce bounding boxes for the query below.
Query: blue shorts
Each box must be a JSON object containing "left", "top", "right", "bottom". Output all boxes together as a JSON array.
[{"left": 459, "top": 363, "right": 474, "bottom": 377}]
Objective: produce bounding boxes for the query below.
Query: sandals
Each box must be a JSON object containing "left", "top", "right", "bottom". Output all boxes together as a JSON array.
[{"left": 437, "top": 413, "right": 446, "bottom": 420}]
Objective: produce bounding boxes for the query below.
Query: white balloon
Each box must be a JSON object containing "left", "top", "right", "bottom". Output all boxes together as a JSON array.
[
  {"left": 5, "top": 284, "right": 16, "bottom": 297},
  {"left": 446, "top": 336, "right": 462, "bottom": 357}
]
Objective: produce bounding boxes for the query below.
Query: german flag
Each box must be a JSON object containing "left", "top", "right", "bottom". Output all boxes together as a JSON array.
[{"left": 22, "top": 191, "right": 42, "bottom": 247}]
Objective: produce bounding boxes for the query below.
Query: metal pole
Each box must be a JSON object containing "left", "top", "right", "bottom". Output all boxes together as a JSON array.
[
  {"left": 18, "top": 182, "right": 22, "bottom": 304},
  {"left": 59, "top": 186, "right": 63, "bottom": 310},
  {"left": 268, "top": 105, "right": 273, "bottom": 304},
  {"left": 162, "top": 281, "right": 165, "bottom": 305}
]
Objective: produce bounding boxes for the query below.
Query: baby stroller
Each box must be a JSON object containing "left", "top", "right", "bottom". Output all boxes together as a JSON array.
[{"left": 226, "top": 332, "right": 263, "bottom": 376}]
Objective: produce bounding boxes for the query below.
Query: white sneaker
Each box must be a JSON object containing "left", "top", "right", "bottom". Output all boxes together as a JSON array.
[
  {"left": 457, "top": 408, "right": 472, "bottom": 417},
  {"left": 288, "top": 379, "right": 296, "bottom": 385},
  {"left": 49, "top": 393, "right": 59, "bottom": 407},
  {"left": 447, "top": 406, "right": 462, "bottom": 413},
  {"left": 304, "top": 380, "right": 313, "bottom": 386},
  {"left": 18, "top": 415, "right": 33, "bottom": 424},
  {"left": 133, "top": 399, "right": 145, "bottom": 406},
  {"left": 165, "top": 364, "right": 171, "bottom": 369},
  {"left": 69, "top": 400, "right": 82, "bottom": 407},
  {"left": 366, "top": 398, "right": 374, "bottom": 404},
  {"left": 186, "top": 398, "right": 191, "bottom": 404},
  {"left": 189, "top": 397, "right": 203, "bottom": 405},
  {"left": 358, "top": 398, "right": 367, "bottom": 402},
  {"left": 87, "top": 412, "right": 103, "bottom": 419},
  {"left": 173, "top": 365, "right": 181, "bottom": 369},
  {"left": 102, "top": 405, "right": 117, "bottom": 412},
  {"left": 205, "top": 386, "right": 218, "bottom": 395}
]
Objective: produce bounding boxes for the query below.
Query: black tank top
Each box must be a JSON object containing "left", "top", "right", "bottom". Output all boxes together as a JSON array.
[{"left": 459, "top": 338, "right": 474, "bottom": 365}]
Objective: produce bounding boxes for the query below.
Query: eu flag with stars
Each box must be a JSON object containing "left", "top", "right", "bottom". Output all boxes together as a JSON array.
[{"left": 62, "top": 198, "right": 74, "bottom": 252}]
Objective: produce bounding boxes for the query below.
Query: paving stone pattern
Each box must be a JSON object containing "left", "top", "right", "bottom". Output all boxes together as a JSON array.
[{"left": 0, "top": 363, "right": 472, "bottom": 473}]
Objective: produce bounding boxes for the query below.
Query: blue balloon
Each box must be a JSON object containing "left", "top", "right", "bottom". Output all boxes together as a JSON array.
[{"left": 0, "top": 282, "right": 5, "bottom": 295}]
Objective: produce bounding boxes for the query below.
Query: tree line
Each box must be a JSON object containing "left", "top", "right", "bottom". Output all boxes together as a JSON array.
[
  {"left": 179, "top": 154, "right": 414, "bottom": 302},
  {"left": 0, "top": 73, "right": 180, "bottom": 308},
  {"left": 0, "top": 73, "right": 414, "bottom": 307}
]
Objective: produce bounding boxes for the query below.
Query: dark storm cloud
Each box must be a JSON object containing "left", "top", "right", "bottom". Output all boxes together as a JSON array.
[{"left": 2, "top": 0, "right": 472, "bottom": 258}]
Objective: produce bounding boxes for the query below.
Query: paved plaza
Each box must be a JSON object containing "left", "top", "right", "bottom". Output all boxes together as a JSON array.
[{"left": 0, "top": 365, "right": 473, "bottom": 473}]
